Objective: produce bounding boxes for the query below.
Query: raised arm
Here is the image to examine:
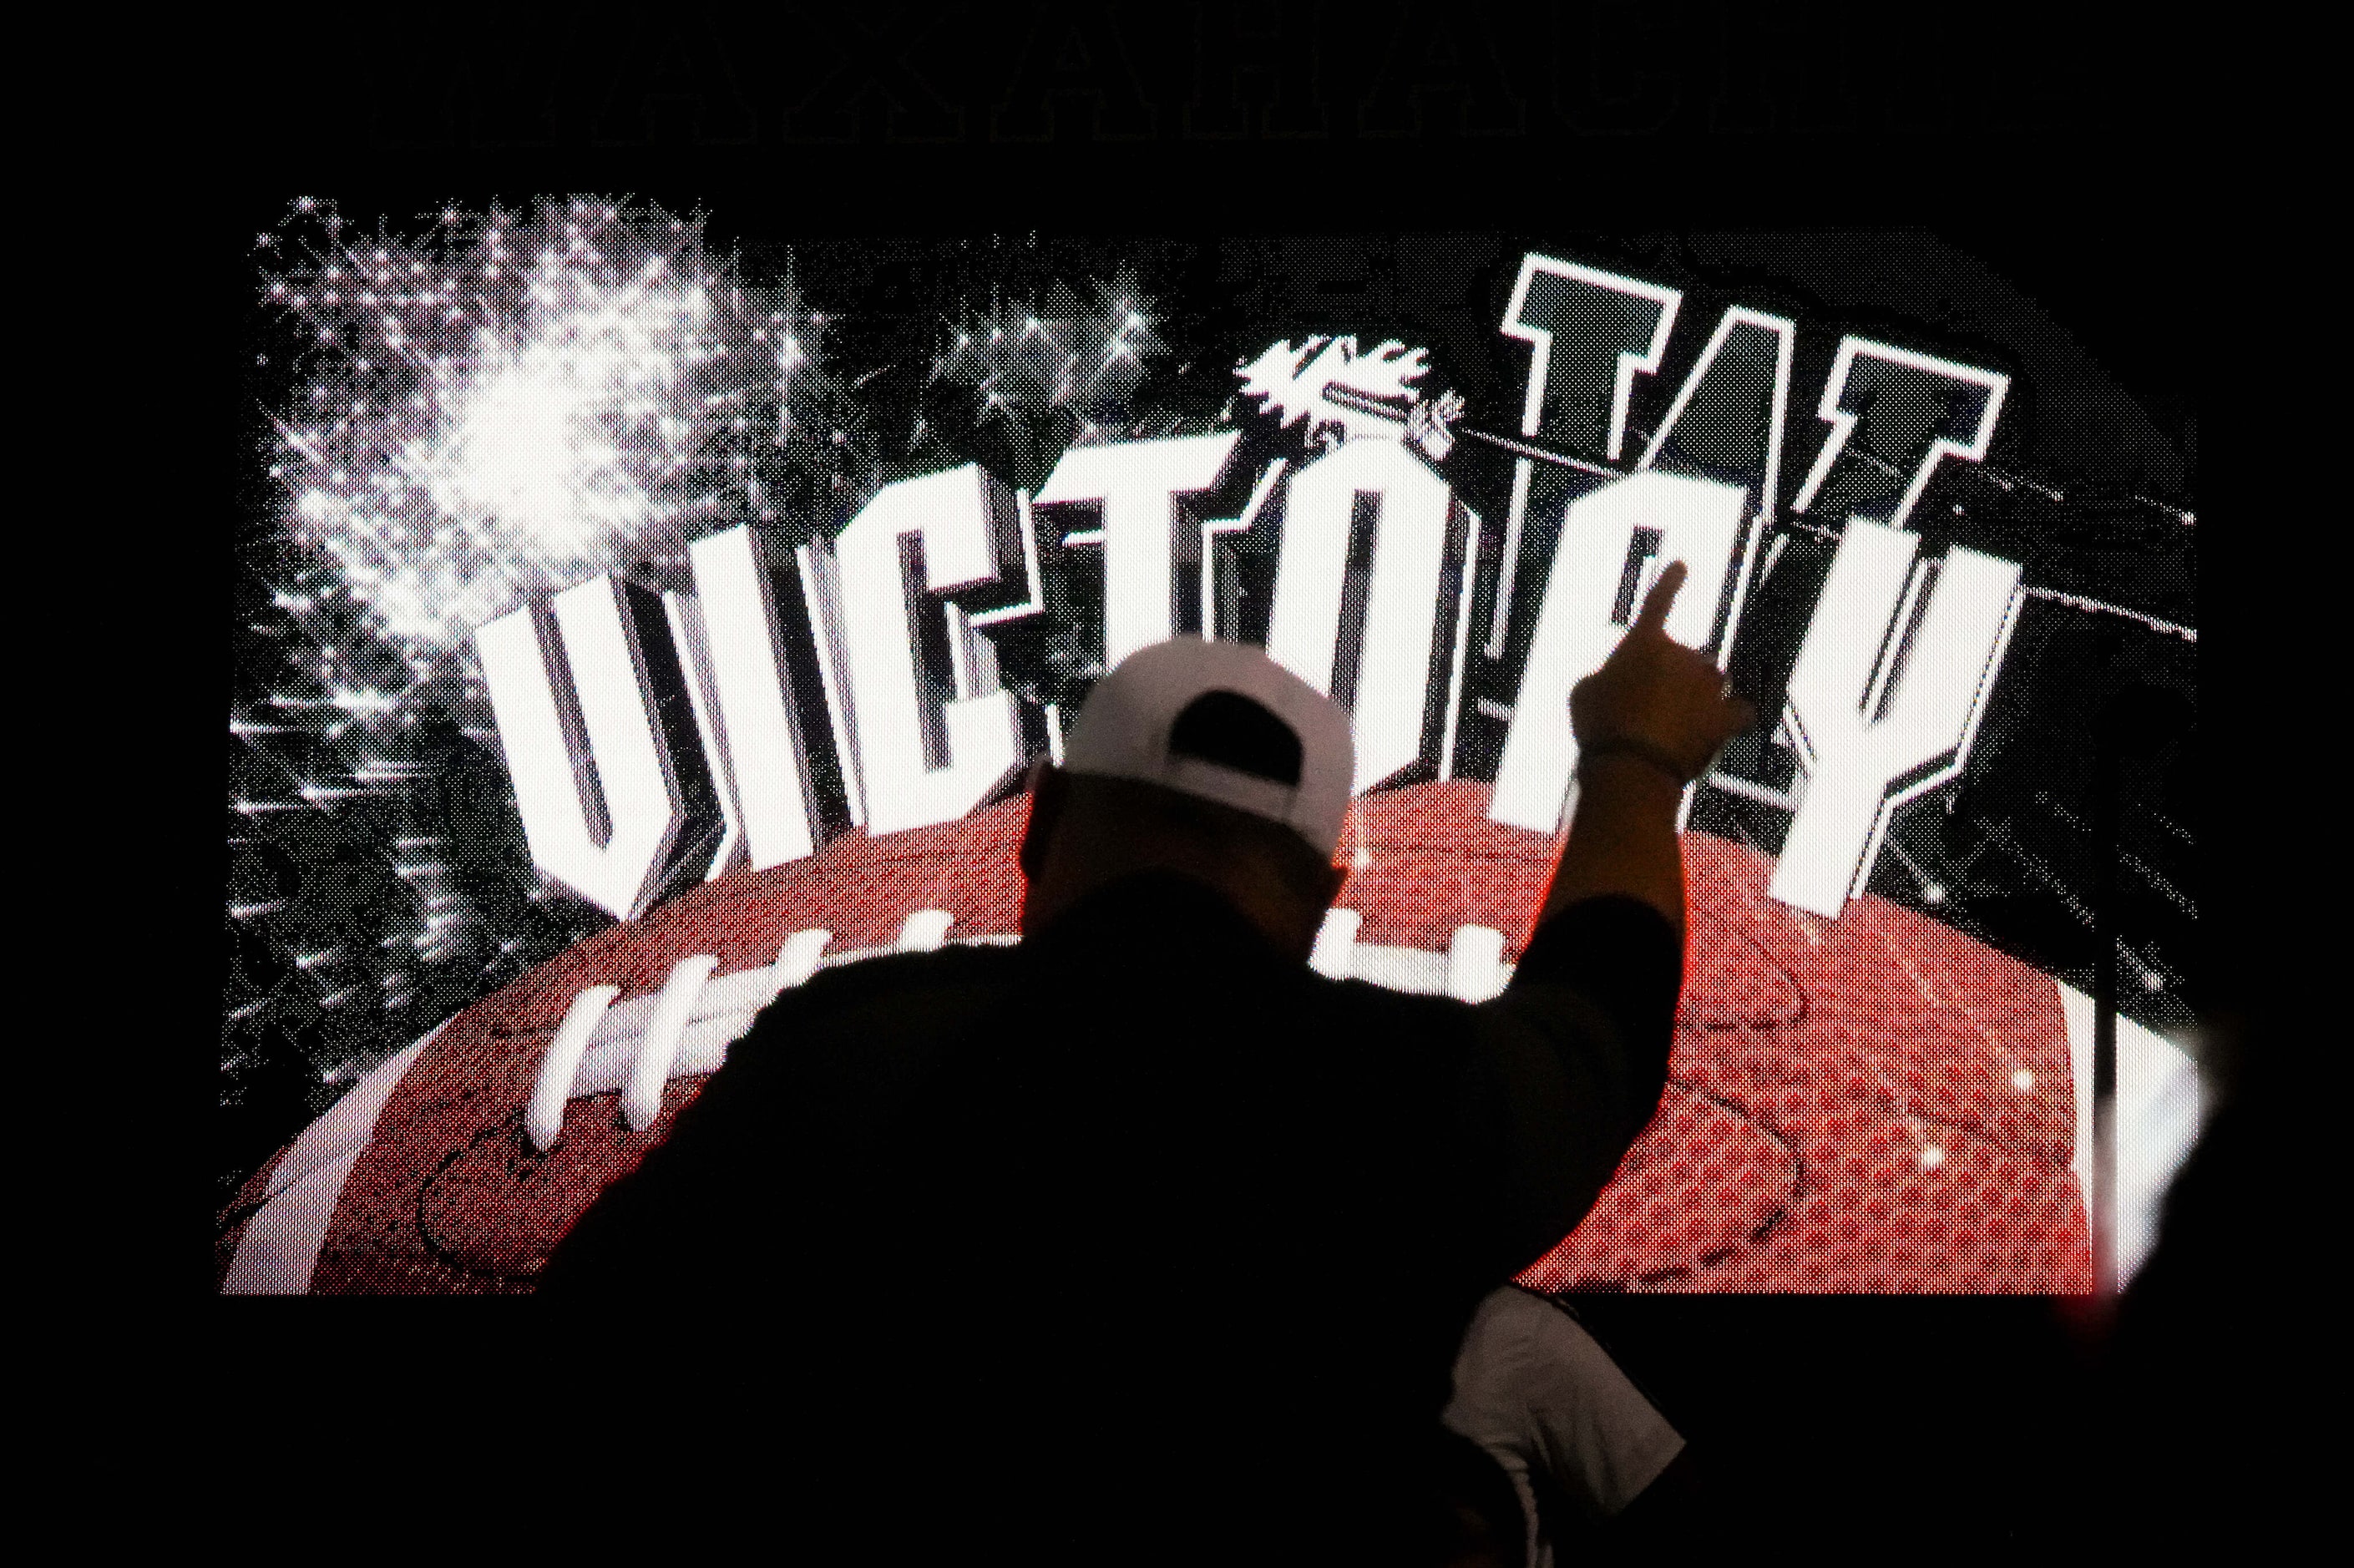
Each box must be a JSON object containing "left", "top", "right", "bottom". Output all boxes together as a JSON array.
[
  {"left": 1468, "top": 561, "right": 1761, "bottom": 1269},
  {"left": 1539, "top": 560, "right": 1757, "bottom": 936}
]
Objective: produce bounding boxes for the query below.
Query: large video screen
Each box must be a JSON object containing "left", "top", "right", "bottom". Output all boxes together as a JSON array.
[{"left": 219, "top": 210, "right": 2199, "bottom": 1295}]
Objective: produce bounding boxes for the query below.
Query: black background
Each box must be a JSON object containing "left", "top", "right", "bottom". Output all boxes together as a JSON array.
[{"left": 185, "top": 5, "right": 2280, "bottom": 1550}]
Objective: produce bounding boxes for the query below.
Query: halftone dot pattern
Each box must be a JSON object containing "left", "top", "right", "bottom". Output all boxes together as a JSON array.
[
  {"left": 1517, "top": 1084, "right": 1796, "bottom": 1285},
  {"left": 453, "top": 802, "right": 1031, "bottom": 1037},
  {"left": 1516, "top": 907, "right": 2087, "bottom": 1290},
  {"left": 225, "top": 215, "right": 1192, "bottom": 1198},
  {"left": 415, "top": 1073, "right": 702, "bottom": 1284},
  {"left": 228, "top": 221, "right": 2195, "bottom": 1291},
  {"left": 219, "top": 781, "right": 2087, "bottom": 1294}
]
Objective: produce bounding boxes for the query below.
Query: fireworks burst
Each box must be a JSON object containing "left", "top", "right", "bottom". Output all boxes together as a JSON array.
[
  {"left": 259, "top": 195, "right": 855, "bottom": 652},
  {"left": 926, "top": 266, "right": 1169, "bottom": 484},
  {"left": 228, "top": 198, "right": 873, "bottom": 1183}
]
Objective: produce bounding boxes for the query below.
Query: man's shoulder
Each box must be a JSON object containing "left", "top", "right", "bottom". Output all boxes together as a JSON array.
[
  {"left": 1300, "top": 972, "right": 1484, "bottom": 1070},
  {"left": 727, "top": 943, "right": 1023, "bottom": 1065},
  {"left": 806, "top": 939, "right": 1020, "bottom": 997},
  {"left": 1319, "top": 972, "right": 1471, "bottom": 1021}
]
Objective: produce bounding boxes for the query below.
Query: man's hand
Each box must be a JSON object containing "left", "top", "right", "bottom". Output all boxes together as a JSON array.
[
  {"left": 1570, "top": 561, "right": 1757, "bottom": 786},
  {"left": 1538, "top": 561, "right": 1759, "bottom": 934}
]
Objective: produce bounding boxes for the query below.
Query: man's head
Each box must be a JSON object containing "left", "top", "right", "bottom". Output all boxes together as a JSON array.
[{"left": 1018, "top": 638, "right": 1354, "bottom": 961}]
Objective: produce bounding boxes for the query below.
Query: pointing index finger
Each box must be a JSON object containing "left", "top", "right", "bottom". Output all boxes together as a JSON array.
[{"left": 1635, "top": 559, "right": 1687, "bottom": 634}]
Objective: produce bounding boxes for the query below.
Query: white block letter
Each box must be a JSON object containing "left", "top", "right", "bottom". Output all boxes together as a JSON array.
[
  {"left": 660, "top": 589, "right": 747, "bottom": 883},
  {"left": 1770, "top": 518, "right": 2024, "bottom": 917},
  {"left": 1488, "top": 469, "right": 1749, "bottom": 833},
  {"left": 1266, "top": 438, "right": 1461, "bottom": 793},
  {"left": 1037, "top": 430, "right": 1243, "bottom": 665},
  {"left": 828, "top": 464, "right": 1030, "bottom": 837},
  {"left": 474, "top": 574, "right": 703, "bottom": 919},
  {"left": 686, "top": 524, "right": 828, "bottom": 870}
]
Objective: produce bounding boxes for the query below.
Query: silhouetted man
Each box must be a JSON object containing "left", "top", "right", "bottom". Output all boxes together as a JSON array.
[{"left": 541, "top": 561, "right": 1751, "bottom": 1563}]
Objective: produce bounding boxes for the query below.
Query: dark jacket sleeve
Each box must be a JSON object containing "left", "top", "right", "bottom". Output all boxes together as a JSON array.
[
  {"left": 539, "top": 950, "right": 998, "bottom": 1298},
  {"left": 1466, "top": 894, "right": 1683, "bottom": 1272},
  {"left": 535, "top": 1010, "right": 787, "bottom": 1297}
]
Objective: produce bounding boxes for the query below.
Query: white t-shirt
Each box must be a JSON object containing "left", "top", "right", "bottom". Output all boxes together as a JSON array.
[{"left": 1441, "top": 1286, "right": 1686, "bottom": 1566}]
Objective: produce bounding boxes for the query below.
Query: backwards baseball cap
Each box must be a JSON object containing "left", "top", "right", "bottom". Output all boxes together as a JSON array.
[{"left": 1061, "top": 636, "right": 1354, "bottom": 859}]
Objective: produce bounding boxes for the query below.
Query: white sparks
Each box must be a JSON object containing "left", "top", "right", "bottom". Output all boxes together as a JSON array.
[
  {"left": 261, "top": 198, "right": 846, "bottom": 653},
  {"left": 931, "top": 267, "right": 1166, "bottom": 452}
]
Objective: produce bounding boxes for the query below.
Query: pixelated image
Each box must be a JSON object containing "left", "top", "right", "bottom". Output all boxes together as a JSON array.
[{"left": 220, "top": 208, "right": 2196, "bottom": 1295}]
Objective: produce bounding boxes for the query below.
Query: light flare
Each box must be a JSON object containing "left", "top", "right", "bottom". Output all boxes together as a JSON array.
[{"left": 260, "top": 197, "right": 848, "bottom": 654}]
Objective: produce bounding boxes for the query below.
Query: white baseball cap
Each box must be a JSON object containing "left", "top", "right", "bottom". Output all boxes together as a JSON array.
[{"left": 1061, "top": 637, "right": 1354, "bottom": 859}]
